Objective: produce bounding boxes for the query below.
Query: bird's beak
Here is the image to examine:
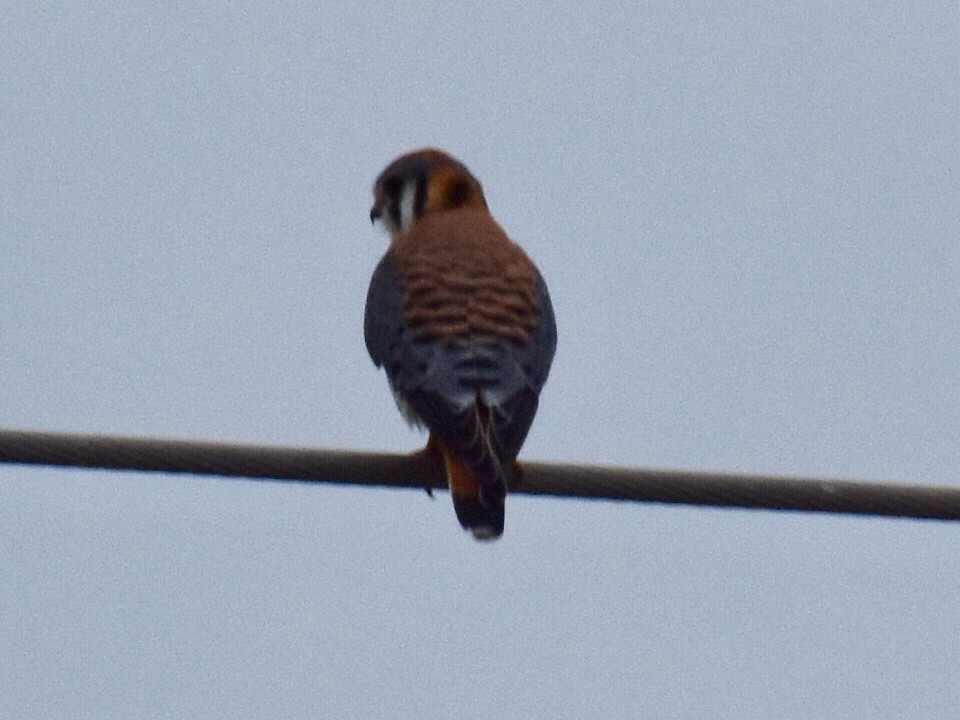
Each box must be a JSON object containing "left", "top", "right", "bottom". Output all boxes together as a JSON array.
[{"left": 369, "top": 205, "right": 382, "bottom": 224}]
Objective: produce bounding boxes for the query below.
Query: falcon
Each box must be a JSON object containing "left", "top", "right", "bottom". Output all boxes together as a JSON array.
[{"left": 365, "top": 149, "right": 556, "bottom": 540}]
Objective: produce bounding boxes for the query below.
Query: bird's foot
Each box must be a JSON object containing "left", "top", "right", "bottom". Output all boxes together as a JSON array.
[{"left": 412, "top": 435, "right": 444, "bottom": 498}]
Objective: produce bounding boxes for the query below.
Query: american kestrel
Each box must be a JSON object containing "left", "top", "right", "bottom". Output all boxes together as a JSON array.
[{"left": 365, "top": 149, "right": 557, "bottom": 540}]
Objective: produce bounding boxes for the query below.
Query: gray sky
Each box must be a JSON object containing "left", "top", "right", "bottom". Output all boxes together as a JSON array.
[{"left": 2, "top": 3, "right": 958, "bottom": 717}]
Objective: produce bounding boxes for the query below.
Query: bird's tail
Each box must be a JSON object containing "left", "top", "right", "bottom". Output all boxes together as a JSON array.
[{"left": 441, "top": 446, "right": 504, "bottom": 541}]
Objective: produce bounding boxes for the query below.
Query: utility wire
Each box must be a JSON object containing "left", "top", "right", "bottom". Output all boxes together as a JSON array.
[{"left": 1, "top": 427, "right": 958, "bottom": 521}]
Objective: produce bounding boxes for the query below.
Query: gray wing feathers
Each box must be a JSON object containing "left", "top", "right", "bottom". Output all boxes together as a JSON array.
[
  {"left": 524, "top": 271, "right": 558, "bottom": 393},
  {"left": 364, "top": 253, "right": 437, "bottom": 409},
  {"left": 363, "top": 253, "right": 405, "bottom": 369}
]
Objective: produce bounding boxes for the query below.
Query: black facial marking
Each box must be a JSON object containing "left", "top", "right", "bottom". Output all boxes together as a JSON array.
[
  {"left": 413, "top": 173, "right": 427, "bottom": 218},
  {"left": 387, "top": 197, "right": 402, "bottom": 231},
  {"left": 447, "top": 178, "right": 473, "bottom": 208},
  {"left": 382, "top": 175, "right": 403, "bottom": 195},
  {"left": 381, "top": 175, "right": 403, "bottom": 229}
]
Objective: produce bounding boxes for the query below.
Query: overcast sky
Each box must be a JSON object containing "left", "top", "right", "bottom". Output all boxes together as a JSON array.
[{"left": 2, "top": 3, "right": 958, "bottom": 718}]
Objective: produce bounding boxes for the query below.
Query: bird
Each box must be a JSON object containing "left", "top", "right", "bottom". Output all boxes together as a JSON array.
[{"left": 364, "top": 149, "right": 557, "bottom": 540}]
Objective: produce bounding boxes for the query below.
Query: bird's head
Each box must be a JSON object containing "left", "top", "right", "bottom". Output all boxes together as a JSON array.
[{"left": 370, "top": 149, "right": 487, "bottom": 238}]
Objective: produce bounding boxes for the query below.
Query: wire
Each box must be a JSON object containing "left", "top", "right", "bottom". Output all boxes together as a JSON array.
[{"left": 1, "top": 427, "right": 958, "bottom": 521}]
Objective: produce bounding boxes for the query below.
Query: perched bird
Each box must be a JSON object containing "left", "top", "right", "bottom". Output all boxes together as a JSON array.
[{"left": 365, "top": 149, "right": 557, "bottom": 540}]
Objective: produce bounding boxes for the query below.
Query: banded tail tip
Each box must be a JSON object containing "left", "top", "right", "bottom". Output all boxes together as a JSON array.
[
  {"left": 451, "top": 492, "right": 504, "bottom": 541},
  {"left": 470, "top": 525, "right": 503, "bottom": 542}
]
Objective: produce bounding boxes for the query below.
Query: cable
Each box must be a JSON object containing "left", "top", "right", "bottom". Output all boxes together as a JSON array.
[{"left": 1, "top": 427, "right": 958, "bottom": 521}]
